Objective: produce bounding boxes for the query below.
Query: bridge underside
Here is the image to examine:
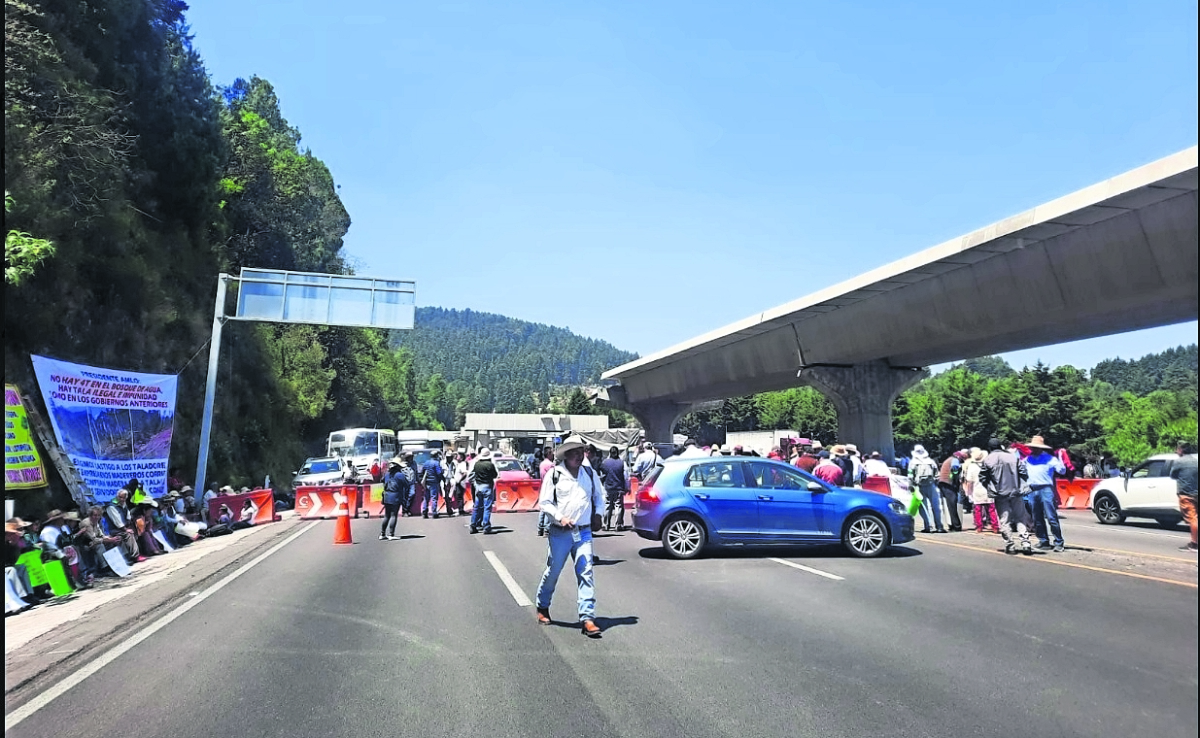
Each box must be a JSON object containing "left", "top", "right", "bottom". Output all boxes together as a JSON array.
[{"left": 601, "top": 149, "right": 1199, "bottom": 461}]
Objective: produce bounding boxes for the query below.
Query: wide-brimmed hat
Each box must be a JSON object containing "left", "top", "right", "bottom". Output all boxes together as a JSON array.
[
  {"left": 554, "top": 440, "right": 587, "bottom": 460},
  {"left": 811, "top": 440, "right": 824, "bottom": 451},
  {"left": 6, "top": 517, "right": 32, "bottom": 532},
  {"left": 477, "top": 448, "right": 492, "bottom": 459},
  {"left": 388, "top": 456, "right": 403, "bottom": 467},
  {"left": 845, "top": 444, "right": 859, "bottom": 455},
  {"left": 831, "top": 444, "right": 848, "bottom": 457},
  {"left": 1026, "top": 435, "right": 1052, "bottom": 451},
  {"left": 63, "top": 510, "right": 82, "bottom": 522},
  {"left": 45, "top": 509, "right": 66, "bottom": 522},
  {"left": 180, "top": 485, "right": 194, "bottom": 495},
  {"left": 970, "top": 447, "right": 985, "bottom": 462},
  {"left": 912, "top": 444, "right": 930, "bottom": 460}
]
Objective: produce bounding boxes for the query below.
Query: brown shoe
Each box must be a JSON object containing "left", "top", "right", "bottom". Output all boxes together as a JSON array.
[
  {"left": 581, "top": 619, "right": 601, "bottom": 638},
  {"left": 536, "top": 607, "right": 551, "bottom": 625}
]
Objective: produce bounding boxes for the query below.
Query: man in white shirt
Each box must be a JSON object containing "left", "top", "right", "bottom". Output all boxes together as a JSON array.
[
  {"left": 631, "top": 442, "right": 661, "bottom": 480},
  {"left": 678, "top": 439, "right": 707, "bottom": 459},
  {"left": 863, "top": 451, "right": 892, "bottom": 478},
  {"left": 535, "top": 440, "right": 605, "bottom": 638}
]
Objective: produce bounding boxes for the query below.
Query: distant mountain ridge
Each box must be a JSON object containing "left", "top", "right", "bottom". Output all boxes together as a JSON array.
[{"left": 390, "top": 307, "right": 638, "bottom": 414}]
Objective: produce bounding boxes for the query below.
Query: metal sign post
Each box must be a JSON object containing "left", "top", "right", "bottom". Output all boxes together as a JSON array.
[{"left": 193, "top": 269, "right": 415, "bottom": 496}]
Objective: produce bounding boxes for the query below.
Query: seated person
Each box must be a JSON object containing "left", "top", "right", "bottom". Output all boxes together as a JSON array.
[
  {"left": 106, "top": 487, "right": 146, "bottom": 563},
  {"left": 75, "top": 506, "right": 127, "bottom": 575},
  {"left": 132, "top": 503, "right": 165, "bottom": 557},
  {"left": 231, "top": 499, "right": 259, "bottom": 530}
]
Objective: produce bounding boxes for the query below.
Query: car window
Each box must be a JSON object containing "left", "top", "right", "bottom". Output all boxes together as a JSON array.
[
  {"left": 641, "top": 466, "right": 665, "bottom": 488},
  {"left": 684, "top": 461, "right": 745, "bottom": 488},
  {"left": 1132, "top": 460, "right": 1167, "bottom": 478},
  {"left": 307, "top": 460, "right": 340, "bottom": 474},
  {"left": 746, "top": 461, "right": 806, "bottom": 490},
  {"left": 495, "top": 459, "right": 523, "bottom": 472}
]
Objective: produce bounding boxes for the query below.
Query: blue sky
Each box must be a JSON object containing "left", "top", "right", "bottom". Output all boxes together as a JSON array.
[{"left": 186, "top": 0, "right": 1197, "bottom": 372}]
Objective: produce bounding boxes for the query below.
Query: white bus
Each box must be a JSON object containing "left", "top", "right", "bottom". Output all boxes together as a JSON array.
[{"left": 327, "top": 428, "right": 398, "bottom": 479}]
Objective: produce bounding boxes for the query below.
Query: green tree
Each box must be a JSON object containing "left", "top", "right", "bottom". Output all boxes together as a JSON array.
[{"left": 565, "top": 388, "right": 594, "bottom": 416}]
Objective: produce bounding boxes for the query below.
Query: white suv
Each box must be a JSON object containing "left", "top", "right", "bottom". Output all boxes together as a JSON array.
[{"left": 1089, "top": 453, "right": 1195, "bottom": 528}]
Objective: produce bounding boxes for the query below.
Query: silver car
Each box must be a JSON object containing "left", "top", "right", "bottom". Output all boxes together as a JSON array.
[{"left": 292, "top": 456, "right": 349, "bottom": 488}]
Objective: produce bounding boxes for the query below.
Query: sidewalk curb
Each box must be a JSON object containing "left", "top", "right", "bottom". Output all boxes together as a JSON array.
[{"left": 4, "top": 516, "right": 308, "bottom": 702}]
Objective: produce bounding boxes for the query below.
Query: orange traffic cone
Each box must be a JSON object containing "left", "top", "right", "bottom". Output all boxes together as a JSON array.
[{"left": 333, "top": 490, "right": 353, "bottom": 545}]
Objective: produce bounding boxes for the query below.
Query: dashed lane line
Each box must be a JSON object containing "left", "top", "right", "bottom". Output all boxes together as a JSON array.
[
  {"left": 4, "top": 520, "right": 322, "bottom": 731},
  {"left": 484, "top": 551, "right": 533, "bottom": 607},
  {"left": 767, "top": 558, "right": 845, "bottom": 581},
  {"left": 917, "top": 536, "right": 1198, "bottom": 588}
]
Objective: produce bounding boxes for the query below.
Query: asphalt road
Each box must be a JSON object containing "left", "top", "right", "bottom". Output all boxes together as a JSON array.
[{"left": 6, "top": 511, "right": 1197, "bottom": 738}]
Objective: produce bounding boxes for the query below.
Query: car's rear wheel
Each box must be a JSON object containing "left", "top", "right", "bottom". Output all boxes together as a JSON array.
[
  {"left": 1093, "top": 493, "right": 1125, "bottom": 525},
  {"left": 661, "top": 515, "right": 706, "bottom": 559},
  {"left": 843, "top": 513, "right": 889, "bottom": 558}
]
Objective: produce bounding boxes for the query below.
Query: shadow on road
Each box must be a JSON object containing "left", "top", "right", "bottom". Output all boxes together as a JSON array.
[
  {"left": 547, "top": 615, "right": 639, "bottom": 632},
  {"left": 593, "top": 558, "right": 626, "bottom": 566},
  {"left": 636, "top": 543, "right": 925, "bottom": 560}
]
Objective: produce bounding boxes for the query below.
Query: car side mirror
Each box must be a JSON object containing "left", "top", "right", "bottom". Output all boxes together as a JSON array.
[{"left": 808, "top": 481, "right": 827, "bottom": 493}]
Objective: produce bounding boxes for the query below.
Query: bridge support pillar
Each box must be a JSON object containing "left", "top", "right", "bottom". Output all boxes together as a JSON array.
[
  {"left": 594, "top": 386, "right": 692, "bottom": 445},
  {"left": 799, "top": 361, "right": 928, "bottom": 464}
]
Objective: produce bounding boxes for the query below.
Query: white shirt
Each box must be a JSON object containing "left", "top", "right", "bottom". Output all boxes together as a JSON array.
[
  {"left": 678, "top": 445, "right": 707, "bottom": 458},
  {"left": 239, "top": 502, "right": 258, "bottom": 523},
  {"left": 538, "top": 464, "right": 605, "bottom": 527},
  {"left": 40, "top": 524, "right": 65, "bottom": 548},
  {"left": 863, "top": 459, "right": 892, "bottom": 477},
  {"left": 632, "top": 450, "right": 660, "bottom": 478}
]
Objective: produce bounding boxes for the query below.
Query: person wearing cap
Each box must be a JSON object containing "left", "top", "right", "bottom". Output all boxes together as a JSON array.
[
  {"left": 830, "top": 445, "right": 855, "bottom": 487},
  {"left": 535, "top": 439, "right": 605, "bottom": 637},
  {"left": 980, "top": 438, "right": 1033, "bottom": 554},
  {"left": 864, "top": 451, "right": 892, "bottom": 478},
  {"left": 1023, "top": 436, "right": 1067, "bottom": 551},
  {"left": 794, "top": 441, "right": 820, "bottom": 474},
  {"left": 380, "top": 457, "right": 410, "bottom": 541},
  {"left": 812, "top": 450, "right": 844, "bottom": 485},
  {"left": 908, "top": 445, "right": 945, "bottom": 534},
  {"left": 419, "top": 450, "right": 447, "bottom": 519},
  {"left": 469, "top": 448, "right": 499, "bottom": 534},
  {"left": 631, "top": 441, "right": 661, "bottom": 481}
]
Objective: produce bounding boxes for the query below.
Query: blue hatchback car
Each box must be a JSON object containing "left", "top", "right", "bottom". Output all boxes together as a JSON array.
[{"left": 632, "top": 456, "right": 914, "bottom": 559}]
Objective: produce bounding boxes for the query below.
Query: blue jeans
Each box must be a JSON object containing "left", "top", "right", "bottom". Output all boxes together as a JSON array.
[
  {"left": 536, "top": 525, "right": 596, "bottom": 620},
  {"left": 1026, "top": 485, "right": 1063, "bottom": 546},
  {"left": 422, "top": 482, "right": 442, "bottom": 516},
  {"left": 916, "top": 479, "right": 943, "bottom": 531},
  {"left": 471, "top": 485, "right": 494, "bottom": 531}
]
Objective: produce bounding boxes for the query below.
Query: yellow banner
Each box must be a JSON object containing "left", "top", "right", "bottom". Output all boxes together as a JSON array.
[{"left": 5, "top": 384, "right": 48, "bottom": 488}]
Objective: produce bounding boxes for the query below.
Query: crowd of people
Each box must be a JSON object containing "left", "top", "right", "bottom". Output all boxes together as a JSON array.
[{"left": 5, "top": 475, "right": 266, "bottom": 616}]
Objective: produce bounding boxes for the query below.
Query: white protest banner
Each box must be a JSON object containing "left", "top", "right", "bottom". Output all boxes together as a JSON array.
[{"left": 31, "top": 356, "right": 178, "bottom": 503}]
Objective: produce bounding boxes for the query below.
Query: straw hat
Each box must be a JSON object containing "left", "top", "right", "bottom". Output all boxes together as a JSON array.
[
  {"left": 554, "top": 440, "right": 587, "bottom": 460},
  {"left": 1026, "top": 435, "right": 1052, "bottom": 451},
  {"left": 477, "top": 448, "right": 492, "bottom": 459},
  {"left": 831, "top": 444, "right": 848, "bottom": 457}
]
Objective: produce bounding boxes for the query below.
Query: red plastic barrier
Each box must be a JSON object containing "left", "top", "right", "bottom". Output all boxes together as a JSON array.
[
  {"left": 863, "top": 475, "right": 892, "bottom": 496},
  {"left": 295, "top": 485, "right": 360, "bottom": 519},
  {"left": 208, "top": 489, "right": 276, "bottom": 525},
  {"left": 1055, "top": 478, "right": 1098, "bottom": 510}
]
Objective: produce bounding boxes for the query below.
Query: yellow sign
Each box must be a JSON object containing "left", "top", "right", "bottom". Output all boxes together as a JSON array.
[{"left": 5, "top": 384, "right": 48, "bottom": 488}]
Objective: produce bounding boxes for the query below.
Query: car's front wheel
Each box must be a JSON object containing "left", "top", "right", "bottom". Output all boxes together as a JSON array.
[
  {"left": 661, "top": 515, "right": 706, "bottom": 559},
  {"left": 843, "top": 513, "right": 889, "bottom": 558},
  {"left": 1093, "top": 493, "right": 1125, "bottom": 525}
]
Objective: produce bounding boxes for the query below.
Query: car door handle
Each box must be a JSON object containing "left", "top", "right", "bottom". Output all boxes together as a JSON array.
[
  {"left": 694, "top": 493, "right": 709, "bottom": 500},
  {"left": 758, "top": 495, "right": 773, "bottom": 501}
]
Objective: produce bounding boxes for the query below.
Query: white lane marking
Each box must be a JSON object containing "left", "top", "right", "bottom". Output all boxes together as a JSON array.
[
  {"left": 4, "top": 521, "right": 321, "bottom": 731},
  {"left": 483, "top": 551, "right": 533, "bottom": 607},
  {"left": 768, "top": 558, "right": 845, "bottom": 581}
]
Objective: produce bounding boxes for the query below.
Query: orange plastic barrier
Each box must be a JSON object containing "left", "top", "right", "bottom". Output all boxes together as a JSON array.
[
  {"left": 357, "top": 483, "right": 384, "bottom": 518},
  {"left": 1055, "top": 478, "right": 1098, "bottom": 510},
  {"left": 295, "top": 485, "right": 360, "bottom": 519},
  {"left": 494, "top": 479, "right": 541, "bottom": 512},
  {"left": 863, "top": 475, "right": 892, "bottom": 496},
  {"left": 207, "top": 489, "right": 276, "bottom": 525}
]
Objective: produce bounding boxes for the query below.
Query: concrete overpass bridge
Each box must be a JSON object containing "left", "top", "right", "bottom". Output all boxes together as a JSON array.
[{"left": 600, "top": 147, "right": 1198, "bottom": 461}]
